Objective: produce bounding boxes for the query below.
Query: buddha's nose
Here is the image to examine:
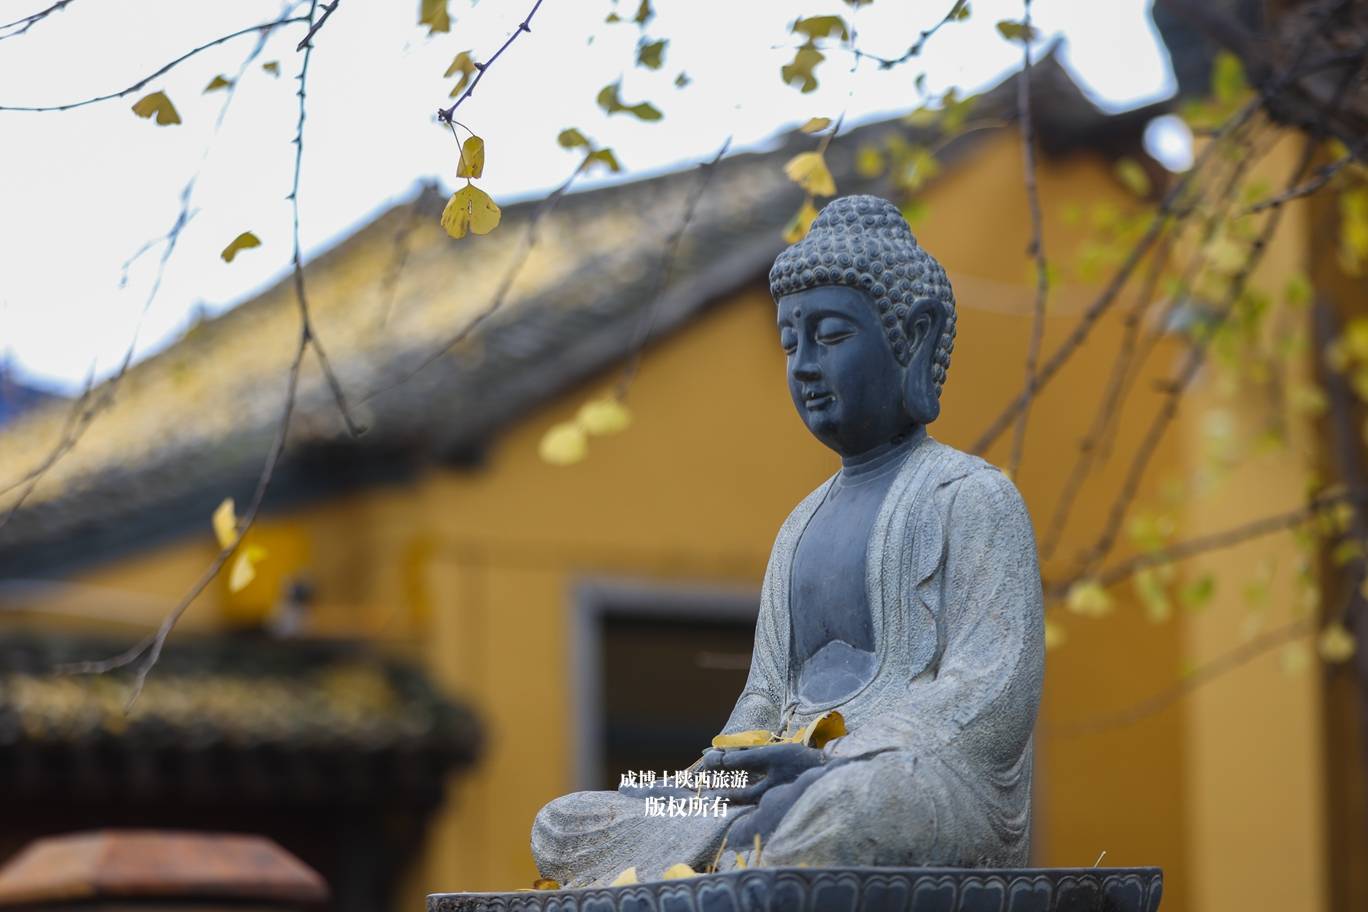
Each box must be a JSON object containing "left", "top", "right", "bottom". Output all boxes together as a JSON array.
[{"left": 792, "top": 361, "right": 821, "bottom": 382}]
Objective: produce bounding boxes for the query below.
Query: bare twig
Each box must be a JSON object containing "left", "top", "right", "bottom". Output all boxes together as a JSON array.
[
  {"left": 1046, "top": 618, "right": 1313, "bottom": 738},
  {"left": 972, "top": 13, "right": 1356, "bottom": 457},
  {"left": 1068, "top": 150, "right": 1315, "bottom": 582},
  {"left": 0, "top": 0, "right": 75, "bottom": 41},
  {"left": 1242, "top": 142, "right": 1363, "bottom": 215},
  {"left": 296, "top": 0, "right": 338, "bottom": 50},
  {"left": 1064, "top": 58, "right": 1362, "bottom": 583},
  {"left": 359, "top": 165, "right": 584, "bottom": 404},
  {"left": 1007, "top": 0, "right": 1048, "bottom": 480},
  {"left": 851, "top": 0, "right": 968, "bottom": 70},
  {"left": 0, "top": 11, "right": 298, "bottom": 530},
  {"left": 615, "top": 137, "right": 733, "bottom": 399},
  {"left": 968, "top": 98, "right": 1257, "bottom": 455},
  {"left": 0, "top": 15, "right": 309, "bottom": 113},
  {"left": 1045, "top": 487, "right": 1367, "bottom": 599},
  {"left": 1039, "top": 122, "right": 1270, "bottom": 559},
  {"left": 56, "top": 1, "right": 339, "bottom": 705},
  {"left": 436, "top": 0, "right": 545, "bottom": 124}
]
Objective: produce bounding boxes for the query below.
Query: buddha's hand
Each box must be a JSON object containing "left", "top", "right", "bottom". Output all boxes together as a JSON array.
[
  {"left": 705, "top": 744, "right": 834, "bottom": 848},
  {"left": 699, "top": 742, "right": 827, "bottom": 805}
]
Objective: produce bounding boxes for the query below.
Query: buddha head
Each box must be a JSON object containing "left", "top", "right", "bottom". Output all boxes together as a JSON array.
[{"left": 769, "top": 195, "right": 957, "bottom": 458}]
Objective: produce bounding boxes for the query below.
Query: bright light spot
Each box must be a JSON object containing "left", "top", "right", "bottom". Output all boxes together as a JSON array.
[{"left": 1143, "top": 114, "right": 1194, "bottom": 172}]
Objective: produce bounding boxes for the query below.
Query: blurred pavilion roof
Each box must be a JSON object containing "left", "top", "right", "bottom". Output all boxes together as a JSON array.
[
  {"left": 0, "top": 55, "right": 1161, "bottom": 577},
  {"left": 0, "top": 632, "right": 479, "bottom": 803}
]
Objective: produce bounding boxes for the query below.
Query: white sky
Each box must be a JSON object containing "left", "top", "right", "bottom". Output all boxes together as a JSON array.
[{"left": 0, "top": 0, "right": 1175, "bottom": 391}]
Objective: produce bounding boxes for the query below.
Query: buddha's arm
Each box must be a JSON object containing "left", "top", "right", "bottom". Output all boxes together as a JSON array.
[{"left": 831, "top": 467, "right": 1045, "bottom": 767}]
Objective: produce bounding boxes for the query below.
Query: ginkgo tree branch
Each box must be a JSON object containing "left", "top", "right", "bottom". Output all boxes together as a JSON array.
[
  {"left": 1061, "top": 58, "right": 1362, "bottom": 587},
  {"left": 1007, "top": 0, "right": 1048, "bottom": 481},
  {"left": 0, "top": 0, "right": 76, "bottom": 41},
  {"left": 615, "top": 136, "right": 733, "bottom": 400},
  {"left": 1038, "top": 120, "right": 1271, "bottom": 560},
  {"left": 0, "top": 15, "right": 310, "bottom": 112},
  {"left": 436, "top": 0, "right": 546, "bottom": 125},
  {"left": 296, "top": 0, "right": 339, "bottom": 51},
  {"left": 850, "top": 0, "right": 968, "bottom": 70},
  {"left": 0, "top": 17, "right": 297, "bottom": 534},
  {"left": 359, "top": 161, "right": 585, "bottom": 404},
  {"left": 1045, "top": 617, "right": 1314, "bottom": 739},
  {"left": 1043, "top": 486, "right": 1368, "bottom": 601},
  {"left": 58, "top": 0, "right": 345, "bottom": 704}
]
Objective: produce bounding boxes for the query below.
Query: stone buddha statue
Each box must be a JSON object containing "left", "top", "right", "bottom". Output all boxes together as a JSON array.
[{"left": 532, "top": 195, "right": 1045, "bottom": 887}]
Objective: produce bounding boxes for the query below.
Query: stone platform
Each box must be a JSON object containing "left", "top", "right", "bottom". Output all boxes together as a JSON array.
[{"left": 429, "top": 866, "right": 1163, "bottom": 912}]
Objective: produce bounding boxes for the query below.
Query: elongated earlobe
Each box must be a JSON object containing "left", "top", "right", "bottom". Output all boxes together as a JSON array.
[{"left": 902, "top": 299, "right": 946, "bottom": 426}]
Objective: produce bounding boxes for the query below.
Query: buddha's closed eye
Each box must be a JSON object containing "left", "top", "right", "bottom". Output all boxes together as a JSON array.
[{"left": 815, "top": 317, "right": 857, "bottom": 345}]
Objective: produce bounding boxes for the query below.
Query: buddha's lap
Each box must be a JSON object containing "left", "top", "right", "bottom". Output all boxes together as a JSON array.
[{"left": 532, "top": 748, "right": 1015, "bottom": 879}]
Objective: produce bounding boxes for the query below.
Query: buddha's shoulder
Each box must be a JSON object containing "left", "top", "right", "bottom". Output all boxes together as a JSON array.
[{"left": 923, "top": 438, "right": 1027, "bottom": 514}]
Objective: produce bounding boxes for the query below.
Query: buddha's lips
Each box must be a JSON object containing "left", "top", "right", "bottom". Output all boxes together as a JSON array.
[{"left": 803, "top": 391, "right": 835, "bottom": 410}]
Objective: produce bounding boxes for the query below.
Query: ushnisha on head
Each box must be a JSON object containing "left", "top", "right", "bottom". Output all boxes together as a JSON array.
[{"left": 769, "top": 195, "right": 957, "bottom": 457}]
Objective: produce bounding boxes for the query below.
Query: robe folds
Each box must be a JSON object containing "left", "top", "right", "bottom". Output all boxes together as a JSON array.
[{"left": 531, "top": 435, "right": 1045, "bottom": 887}]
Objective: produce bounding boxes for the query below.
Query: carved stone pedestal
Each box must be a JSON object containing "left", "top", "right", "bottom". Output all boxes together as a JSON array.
[{"left": 429, "top": 866, "right": 1163, "bottom": 912}]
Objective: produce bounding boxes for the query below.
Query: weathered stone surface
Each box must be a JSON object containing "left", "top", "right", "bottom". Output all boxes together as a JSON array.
[
  {"left": 429, "top": 867, "right": 1163, "bottom": 912},
  {"left": 529, "top": 197, "right": 1048, "bottom": 887}
]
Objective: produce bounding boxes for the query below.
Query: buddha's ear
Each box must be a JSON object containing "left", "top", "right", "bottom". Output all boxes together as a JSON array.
[{"left": 901, "top": 298, "right": 946, "bottom": 426}]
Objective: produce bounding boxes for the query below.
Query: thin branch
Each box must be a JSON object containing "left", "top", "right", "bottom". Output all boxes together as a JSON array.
[
  {"left": 1007, "top": 0, "right": 1048, "bottom": 480},
  {"left": 1039, "top": 122, "right": 1269, "bottom": 559},
  {"left": 296, "top": 0, "right": 338, "bottom": 51},
  {"left": 1037, "top": 236, "right": 1173, "bottom": 561},
  {"left": 0, "top": 0, "right": 75, "bottom": 41},
  {"left": 1064, "top": 58, "right": 1362, "bottom": 583},
  {"left": 1045, "top": 618, "right": 1313, "bottom": 738},
  {"left": 436, "top": 0, "right": 546, "bottom": 124},
  {"left": 968, "top": 98, "right": 1258, "bottom": 455},
  {"left": 359, "top": 165, "right": 584, "bottom": 404},
  {"left": 1242, "top": 142, "right": 1364, "bottom": 215},
  {"left": 850, "top": 0, "right": 969, "bottom": 70},
  {"left": 1045, "top": 487, "right": 1366, "bottom": 599},
  {"left": 1068, "top": 146, "right": 1315, "bottom": 582},
  {"left": 0, "top": 15, "right": 310, "bottom": 113},
  {"left": 615, "top": 137, "right": 733, "bottom": 400},
  {"left": 971, "top": 13, "right": 1355, "bottom": 457},
  {"left": 0, "top": 12, "right": 297, "bottom": 530},
  {"left": 58, "top": 1, "right": 333, "bottom": 705}
]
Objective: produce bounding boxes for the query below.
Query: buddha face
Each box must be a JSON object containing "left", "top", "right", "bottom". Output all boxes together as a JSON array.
[{"left": 776, "top": 285, "right": 915, "bottom": 457}]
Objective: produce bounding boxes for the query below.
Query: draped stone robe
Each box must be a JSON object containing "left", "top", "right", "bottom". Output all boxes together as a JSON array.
[{"left": 531, "top": 436, "right": 1045, "bottom": 887}]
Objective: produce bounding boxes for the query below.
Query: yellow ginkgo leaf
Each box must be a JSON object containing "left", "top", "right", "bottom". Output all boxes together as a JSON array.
[
  {"left": 791, "top": 709, "right": 845, "bottom": 748},
  {"left": 1065, "top": 579, "right": 1114, "bottom": 618},
  {"left": 221, "top": 231, "right": 261, "bottom": 263},
  {"left": 204, "top": 75, "right": 233, "bottom": 93},
  {"left": 1281, "top": 641, "right": 1311, "bottom": 676},
  {"left": 711, "top": 729, "right": 776, "bottom": 749},
  {"left": 262, "top": 61, "right": 280, "bottom": 76},
  {"left": 131, "top": 91, "right": 181, "bottom": 126},
  {"left": 212, "top": 498, "right": 238, "bottom": 548},
  {"left": 456, "top": 135, "right": 486, "bottom": 179},
  {"left": 441, "top": 185, "right": 501, "bottom": 239},
  {"left": 783, "top": 198, "right": 819, "bottom": 244},
  {"left": 1044, "top": 619, "right": 1066, "bottom": 650},
  {"left": 661, "top": 863, "right": 697, "bottom": 880},
  {"left": 799, "top": 116, "right": 832, "bottom": 134},
  {"left": 784, "top": 151, "right": 836, "bottom": 197},
  {"left": 577, "top": 396, "right": 631, "bottom": 435},
  {"left": 228, "top": 544, "right": 267, "bottom": 593},
  {"left": 1318, "top": 622, "right": 1357, "bottom": 663},
  {"left": 610, "top": 867, "right": 638, "bottom": 886},
  {"left": 445, "top": 50, "right": 476, "bottom": 96},
  {"left": 532, "top": 878, "right": 559, "bottom": 891},
  {"left": 539, "top": 421, "right": 588, "bottom": 466}
]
